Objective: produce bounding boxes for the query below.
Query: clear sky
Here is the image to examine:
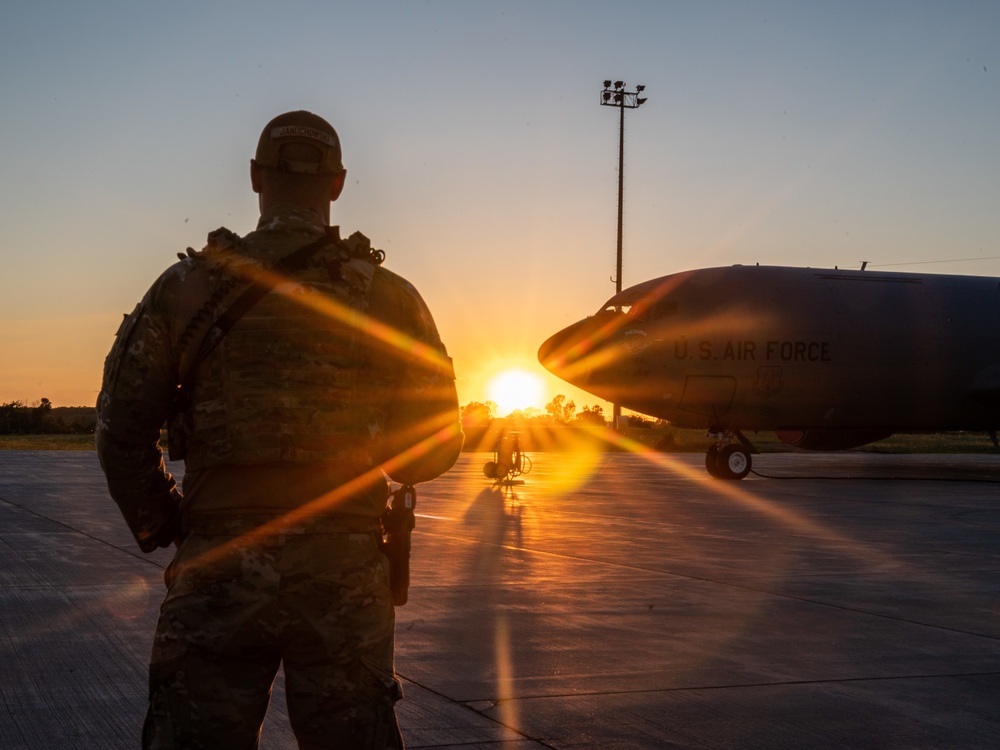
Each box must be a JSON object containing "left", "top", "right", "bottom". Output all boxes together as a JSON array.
[{"left": 2, "top": 1, "right": 998, "bottom": 411}]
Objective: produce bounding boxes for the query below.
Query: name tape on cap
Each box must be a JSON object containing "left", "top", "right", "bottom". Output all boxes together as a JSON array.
[{"left": 270, "top": 125, "right": 337, "bottom": 148}]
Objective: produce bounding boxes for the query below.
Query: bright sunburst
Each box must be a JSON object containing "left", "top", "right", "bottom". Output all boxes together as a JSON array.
[{"left": 487, "top": 368, "right": 545, "bottom": 416}]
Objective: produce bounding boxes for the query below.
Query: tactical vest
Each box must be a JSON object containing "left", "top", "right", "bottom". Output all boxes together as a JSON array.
[{"left": 179, "top": 229, "right": 391, "bottom": 471}]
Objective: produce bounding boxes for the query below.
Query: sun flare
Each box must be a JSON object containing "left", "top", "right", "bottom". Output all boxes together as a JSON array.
[{"left": 487, "top": 368, "right": 545, "bottom": 416}]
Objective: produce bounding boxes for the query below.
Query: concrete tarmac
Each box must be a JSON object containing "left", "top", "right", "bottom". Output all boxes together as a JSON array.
[{"left": 1, "top": 449, "right": 999, "bottom": 749}]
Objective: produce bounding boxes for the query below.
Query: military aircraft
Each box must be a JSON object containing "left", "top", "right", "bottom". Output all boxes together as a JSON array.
[{"left": 538, "top": 265, "right": 1000, "bottom": 479}]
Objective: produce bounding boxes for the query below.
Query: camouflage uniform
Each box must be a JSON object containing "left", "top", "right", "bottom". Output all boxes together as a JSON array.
[{"left": 97, "top": 200, "right": 462, "bottom": 748}]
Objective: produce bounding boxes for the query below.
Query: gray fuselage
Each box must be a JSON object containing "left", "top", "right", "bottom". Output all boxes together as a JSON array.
[{"left": 539, "top": 265, "right": 1000, "bottom": 436}]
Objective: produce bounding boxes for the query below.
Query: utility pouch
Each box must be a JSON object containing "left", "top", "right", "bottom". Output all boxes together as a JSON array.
[
  {"left": 380, "top": 485, "right": 416, "bottom": 606},
  {"left": 167, "top": 402, "right": 189, "bottom": 461},
  {"left": 166, "top": 389, "right": 190, "bottom": 461}
]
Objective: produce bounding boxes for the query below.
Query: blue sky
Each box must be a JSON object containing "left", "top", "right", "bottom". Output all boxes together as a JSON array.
[{"left": 1, "top": 1, "right": 998, "bottom": 407}]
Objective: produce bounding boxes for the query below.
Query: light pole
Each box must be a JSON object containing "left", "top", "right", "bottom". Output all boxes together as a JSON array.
[{"left": 600, "top": 80, "right": 647, "bottom": 427}]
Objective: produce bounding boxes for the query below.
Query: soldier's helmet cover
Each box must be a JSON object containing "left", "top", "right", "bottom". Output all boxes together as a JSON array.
[{"left": 254, "top": 110, "right": 344, "bottom": 175}]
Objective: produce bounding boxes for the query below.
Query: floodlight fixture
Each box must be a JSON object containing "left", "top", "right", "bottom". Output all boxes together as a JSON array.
[
  {"left": 603, "top": 80, "right": 612, "bottom": 88},
  {"left": 599, "top": 81, "right": 647, "bottom": 111}
]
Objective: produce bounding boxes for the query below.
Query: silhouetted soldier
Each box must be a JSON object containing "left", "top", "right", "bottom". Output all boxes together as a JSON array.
[{"left": 97, "top": 110, "right": 463, "bottom": 749}]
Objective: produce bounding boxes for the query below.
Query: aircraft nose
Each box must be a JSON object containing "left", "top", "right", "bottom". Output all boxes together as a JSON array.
[
  {"left": 537, "top": 317, "right": 599, "bottom": 383},
  {"left": 537, "top": 325, "right": 570, "bottom": 372}
]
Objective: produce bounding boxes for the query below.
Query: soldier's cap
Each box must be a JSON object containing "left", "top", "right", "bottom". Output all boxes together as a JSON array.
[{"left": 254, "top": 110, "right": 343, "bottom": 175}]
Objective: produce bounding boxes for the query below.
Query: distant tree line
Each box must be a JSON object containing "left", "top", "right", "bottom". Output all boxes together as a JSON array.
[
  {"left": 460, "top": 395, "right": 609, "bottom": 431},
  {"left": 0, "top": 399, "right": 95, "bottom": 435},
  {"left": 462, "top": 395, "right": 655, "bottom": 429},
  {"left": 1, "top": 395, "right": 652, "bottom": 441},
  {"left": 458, "top": 396, "right": 663, "bottom": 452},
  {"left": 460, "top": 396, "right": 656, "bottom": 448}
]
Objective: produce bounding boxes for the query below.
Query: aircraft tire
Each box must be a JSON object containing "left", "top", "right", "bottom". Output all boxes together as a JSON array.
[
  {"left": 718, "top": 445, "right": 751, "bottom": 480},
  {"left": 484, "top": 461, "right": 497, "bottom": 479},
  {"left": 705, "top": 444, "right": 723, "bottom": 478}
]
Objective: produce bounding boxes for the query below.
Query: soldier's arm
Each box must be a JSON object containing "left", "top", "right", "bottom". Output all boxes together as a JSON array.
[
  {"left": 96, "top": 275, "right": 183, "bottom": 552},
  {"left": 372, "top": 271, "right": 463, "bottom": 485}
]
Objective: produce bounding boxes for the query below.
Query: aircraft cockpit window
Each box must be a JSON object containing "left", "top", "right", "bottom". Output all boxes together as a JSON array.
[{"left": 627, "top": 298, "right": 678, "bottom": 321}]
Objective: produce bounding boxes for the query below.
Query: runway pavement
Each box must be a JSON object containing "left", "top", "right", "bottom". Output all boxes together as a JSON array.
[{"left": 1, "top": 449, "right": 999, "bottom": 749}]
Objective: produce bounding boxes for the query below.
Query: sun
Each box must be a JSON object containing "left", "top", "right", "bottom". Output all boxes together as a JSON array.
[{"left": 487, "top": 368, "right": 545, "bottom": 416}]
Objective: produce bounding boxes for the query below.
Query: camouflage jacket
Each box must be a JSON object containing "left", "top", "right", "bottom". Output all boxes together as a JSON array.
[{"left": 96, "top": 205, "right": 463, "bottom": 552}]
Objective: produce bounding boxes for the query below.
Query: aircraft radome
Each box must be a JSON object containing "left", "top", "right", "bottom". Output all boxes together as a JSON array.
[{"left": 538, "top": 265, "right": 1000, "bottom": 479}]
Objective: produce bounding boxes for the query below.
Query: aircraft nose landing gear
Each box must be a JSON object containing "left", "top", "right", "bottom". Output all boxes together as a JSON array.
[{"left": 705, "top": 433, "right": 753, "bottom": 480}]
